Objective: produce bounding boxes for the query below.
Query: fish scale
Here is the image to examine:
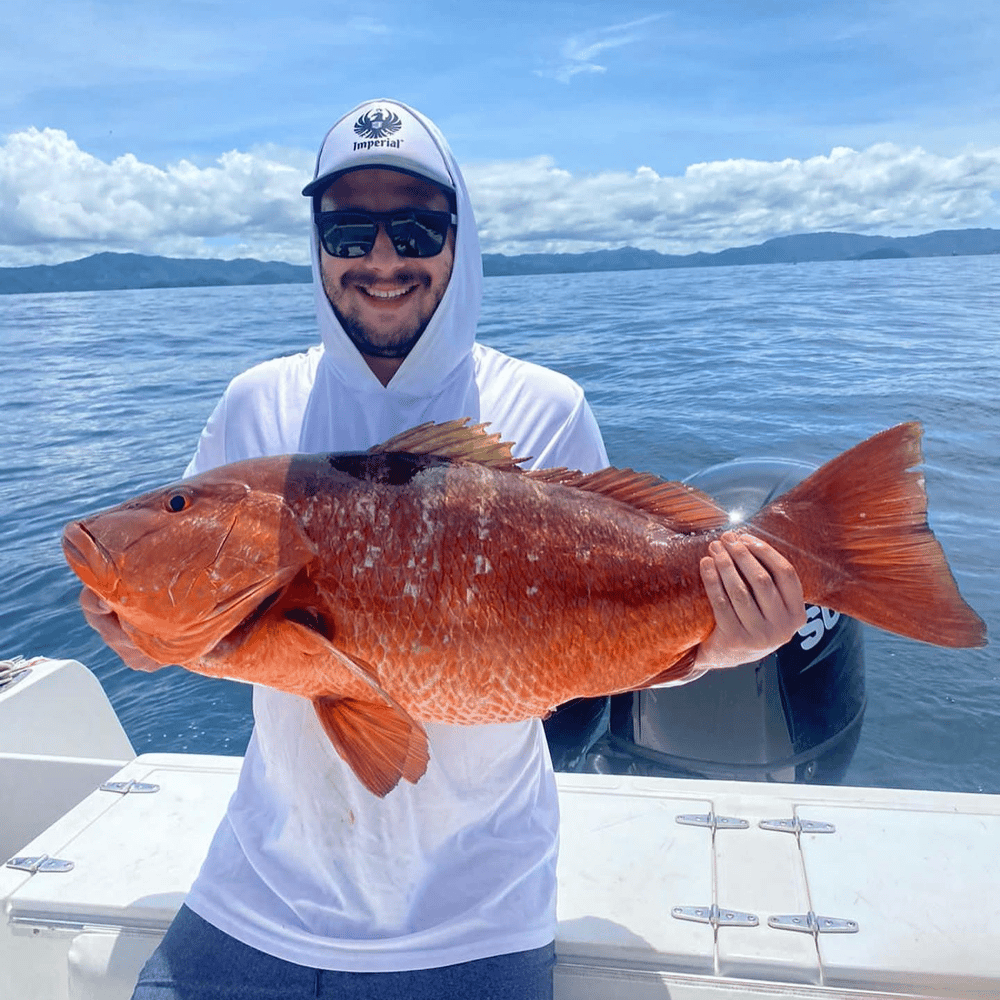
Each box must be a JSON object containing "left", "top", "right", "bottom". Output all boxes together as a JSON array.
[{"left": 297, "top": 463, "right": 706, "bottom": 722}]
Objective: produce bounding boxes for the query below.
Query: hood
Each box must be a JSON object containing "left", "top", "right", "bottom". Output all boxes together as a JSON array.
[{"left": 299, "top": 99, "right": 483, "bottom": 452}]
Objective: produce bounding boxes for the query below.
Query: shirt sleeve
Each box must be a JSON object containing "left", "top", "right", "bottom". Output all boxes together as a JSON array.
[
  {"left": 525, "top": 393, "right": 609, "bottom": 475},
  {"left": 183, "top": 391, "right": 231, "bottom": 478}
]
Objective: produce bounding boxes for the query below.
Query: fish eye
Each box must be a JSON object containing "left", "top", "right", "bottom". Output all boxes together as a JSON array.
[{"left": 166, "top": 493, "right": 190, "bottom": 513}]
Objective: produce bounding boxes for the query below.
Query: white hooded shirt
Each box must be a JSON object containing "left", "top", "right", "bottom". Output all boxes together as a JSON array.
[{"left": 182, "top": 101, "right": 609, "bottom": 972}]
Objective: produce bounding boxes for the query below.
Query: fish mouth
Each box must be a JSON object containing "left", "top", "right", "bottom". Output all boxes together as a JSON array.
[{"left": 62, "top": 521, "right": 117, "bottom": 593}]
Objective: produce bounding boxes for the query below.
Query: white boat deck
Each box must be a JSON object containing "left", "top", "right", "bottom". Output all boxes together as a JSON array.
[{"left": 2, "top": 658, "right": 997, "bottom": 1000}]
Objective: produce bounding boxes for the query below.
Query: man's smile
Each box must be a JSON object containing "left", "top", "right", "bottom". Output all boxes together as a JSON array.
[{"left": 358, "top": 284, "right": 419, "bottom": 301}]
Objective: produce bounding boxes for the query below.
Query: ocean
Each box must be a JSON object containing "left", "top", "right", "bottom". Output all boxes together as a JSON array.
[{"left": 2, "top": 255, "right": 997, "bottom": 791}]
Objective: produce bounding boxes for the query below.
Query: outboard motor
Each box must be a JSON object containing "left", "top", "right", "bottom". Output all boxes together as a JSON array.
[{"left": 545, "top": 457, "right": 866, "bottom": 784}]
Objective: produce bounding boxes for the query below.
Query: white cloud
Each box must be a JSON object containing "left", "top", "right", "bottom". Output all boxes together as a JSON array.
[
  {"left": 0, "top": 128, "right": 314, "bottom": 266},
  {"left": 466, "top": 144, "right": 1000, "bottom": 255},
  {"left": 536, "top": 15, "right": 665, "bottom": 84},
  {"left": 0, "top": 128, "right": 998, "bottom": 267},
  {"left": 344, "top": 15, "right": 390, "bottom": 35}
]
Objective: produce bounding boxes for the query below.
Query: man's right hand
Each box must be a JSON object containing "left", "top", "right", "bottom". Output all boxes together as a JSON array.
[{"left": 79, "top": 588, "right": 165, "bottom": 673}]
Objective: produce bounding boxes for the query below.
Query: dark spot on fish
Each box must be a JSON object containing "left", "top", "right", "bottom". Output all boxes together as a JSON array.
[
  {"left": 253, "top": 588, "right": 284, "bottom": 619},
  {"left": 208, "top": 587, "right": 286, "bottom": 658},
  {"left": 326, "top": 452, "right": 450, "bottom": 486},
  {"left": 285, "top": 606, "right": 327, "bottom": 635}
]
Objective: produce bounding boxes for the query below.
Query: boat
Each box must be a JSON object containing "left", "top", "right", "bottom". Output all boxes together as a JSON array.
[{"left": 3, "top": 654, "right": 999, "bottom": 1000}]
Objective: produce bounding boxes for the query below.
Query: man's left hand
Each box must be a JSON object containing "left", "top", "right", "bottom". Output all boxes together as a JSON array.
[{"left": 693, "top": 531, "right": 806, "bottom": 673}]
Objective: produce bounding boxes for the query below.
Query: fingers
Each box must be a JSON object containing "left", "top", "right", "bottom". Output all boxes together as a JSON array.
[
  {"left": 707, "top": 533, "right": 804, "bottom": 623},
  {"left": 736, "top": 534, "right": 806, "bottom": 624},
  {"left": 78, "top": 589, "right": 165, "bottom": 672},
  {"left": 706, "top": 537, "right": 765, "bottom": 634},
  {"left": 700, "top": 546, "right": 760, "bottom": 638},
  {"left": 694, "top": 531, "right": 807, "bottom": 672}
]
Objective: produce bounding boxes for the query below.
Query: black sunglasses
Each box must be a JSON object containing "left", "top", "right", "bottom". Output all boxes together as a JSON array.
[{"left": 315, "top": 208, "right": 456, "bottom": 259}]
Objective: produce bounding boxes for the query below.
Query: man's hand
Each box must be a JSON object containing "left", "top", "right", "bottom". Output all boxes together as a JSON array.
[
  {"left": 79, "top": 588, "right": 165, "bottom": 673},
  {"left": 693, "top": 531, "right": 806, "bottom": 673}
]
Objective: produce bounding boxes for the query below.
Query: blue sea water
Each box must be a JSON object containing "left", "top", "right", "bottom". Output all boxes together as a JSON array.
[{"left": 1, "top": 255, "right": 997, "bottom": 791}]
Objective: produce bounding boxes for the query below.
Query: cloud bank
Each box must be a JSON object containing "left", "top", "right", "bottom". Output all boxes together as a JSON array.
[
  {"left": 0, "top": 128, "right": 313, "bottom": 266},
  {"left": 468, "top": 145, "right": 1000, "bottom": 255},
  {"left": 1, "top": 127, "right": 998, "bottom": 267}
]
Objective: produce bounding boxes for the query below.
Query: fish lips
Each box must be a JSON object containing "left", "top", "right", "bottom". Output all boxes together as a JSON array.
[{"left": 62, "top": 520, "right": 118, "bottom": 595}]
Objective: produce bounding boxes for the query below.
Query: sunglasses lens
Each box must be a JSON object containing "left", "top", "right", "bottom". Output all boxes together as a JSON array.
[
  {"left": 386, "top": 212, "right": 450, "bottom": 258},
  {"left": 318, "top": 214, "right": 377, "bottom": 258},
  {"left": 317, "top": 210, "right": 453, "bottom": 259}
]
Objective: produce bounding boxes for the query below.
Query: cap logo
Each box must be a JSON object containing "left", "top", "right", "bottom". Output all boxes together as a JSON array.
[{"left": 354, "top": 109, "right": 403, "bottom": 140}]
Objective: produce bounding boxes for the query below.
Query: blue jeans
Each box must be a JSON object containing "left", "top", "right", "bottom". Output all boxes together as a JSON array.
[{"left": 132, "top": 905, "right": 555, "bottom": 999}]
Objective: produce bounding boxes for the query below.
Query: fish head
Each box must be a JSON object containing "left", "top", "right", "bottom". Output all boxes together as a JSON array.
[{"left": 62, "top": 460, "right": 318, "bottom": 668}]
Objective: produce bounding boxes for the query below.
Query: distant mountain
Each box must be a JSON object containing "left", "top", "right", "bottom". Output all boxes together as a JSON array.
[
  {"left": 853, "top": 246, "right": 911, "bottom": 261},
  {"left": 0, "top": 252, "right": 311, "bottom": 295},
  {"left": 1, "top": 228, "right": 998, "bottom": 295},
  {"left": 482, "top": 228, "right": 1000, "bottom": 276}
]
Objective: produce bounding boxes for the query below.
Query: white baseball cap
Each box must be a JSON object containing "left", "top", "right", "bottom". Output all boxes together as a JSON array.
[{"left": 302, "top": 99, "right": 455, "bottom": 200}]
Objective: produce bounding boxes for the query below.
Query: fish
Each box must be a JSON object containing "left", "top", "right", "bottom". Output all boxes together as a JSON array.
[{"left": 62, "top": 419, "right": 986, "bottom": 797}]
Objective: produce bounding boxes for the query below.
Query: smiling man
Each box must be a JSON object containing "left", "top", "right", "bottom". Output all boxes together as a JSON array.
[
  {"left": 313, "top": 167, "right": 456, "bottom": 384},
  {"left": 129, "top": 99, "right": 804, "bottom": 1000}
]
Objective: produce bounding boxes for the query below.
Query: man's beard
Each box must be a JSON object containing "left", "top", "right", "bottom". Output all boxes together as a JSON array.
[
  {"left": 333, "top": 305, "right": 428, "bottom": 359},
  {"left": 327, "top": 269, "right": 442, "bottom": 360}
]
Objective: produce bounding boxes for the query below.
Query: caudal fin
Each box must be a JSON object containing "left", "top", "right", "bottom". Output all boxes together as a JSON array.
[{"left": 750, "top": 422, "right": 986, "bottom": 648}]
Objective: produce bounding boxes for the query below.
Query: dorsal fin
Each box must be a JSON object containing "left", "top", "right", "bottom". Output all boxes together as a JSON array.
[
  {"left": 527, "top": 466, "right": 729, "bottom": 533},
  {"left": 370, "top": 418, "right": 527, "bottom": 471},
  {"left": 371, "top": 420, "right": 727, "bottom": 533}
]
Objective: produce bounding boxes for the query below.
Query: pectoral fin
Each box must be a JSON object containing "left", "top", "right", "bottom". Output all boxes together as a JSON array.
[{"left": 313, "top": 696, "right": 430, "bottom": 798}]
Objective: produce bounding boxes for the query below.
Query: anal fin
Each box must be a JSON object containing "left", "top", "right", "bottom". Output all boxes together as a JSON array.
[{"left": 634, "top": 646, "right": 702, "bottom": 689}]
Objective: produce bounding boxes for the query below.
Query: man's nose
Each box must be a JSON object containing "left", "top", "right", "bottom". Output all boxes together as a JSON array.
[{"left": 366, "top": 222, "right": 403, "bottom": 264}]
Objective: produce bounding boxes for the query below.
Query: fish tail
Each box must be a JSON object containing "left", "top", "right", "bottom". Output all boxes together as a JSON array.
[{"left": 749, "top": 422, "right": 986, "bottom": 648}]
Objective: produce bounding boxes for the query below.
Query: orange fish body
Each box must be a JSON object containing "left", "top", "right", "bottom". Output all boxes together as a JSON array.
[
  {"left": 62, "top": 420, "right": 986, "bottom": 796},
  {"left": 248, "top": 457, "right": 717, "bottom": 719}
]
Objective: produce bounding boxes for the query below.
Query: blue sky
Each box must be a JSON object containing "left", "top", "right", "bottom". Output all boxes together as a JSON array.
[{"left": 2, "top": 0, "right": 998, "bottom": 265}]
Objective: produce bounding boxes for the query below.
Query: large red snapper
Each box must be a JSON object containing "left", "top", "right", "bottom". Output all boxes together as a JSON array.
[{"left": 62, "top": 420, "right": 986, "bottom": 796}]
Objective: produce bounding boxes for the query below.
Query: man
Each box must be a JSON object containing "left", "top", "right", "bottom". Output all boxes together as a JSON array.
[{"left": 132, "top": 99, "right": 804, "bottom": 999}]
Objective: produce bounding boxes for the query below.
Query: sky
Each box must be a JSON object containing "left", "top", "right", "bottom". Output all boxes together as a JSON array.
[{"left": 1, "top": 0, "right": 999, "bottom": 267}]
